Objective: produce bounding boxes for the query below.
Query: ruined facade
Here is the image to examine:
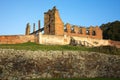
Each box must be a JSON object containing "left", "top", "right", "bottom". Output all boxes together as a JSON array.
[
  {"left": 25, "top": 6, "right": 106, "bottom": 47},
  {"left": 44, "top": 6, "right": 64, "bottom": 35},
  {"left": 43, "top": 6, "right": 102, "bottom": 39},
  {"left": 1, "top": 6, "right": 120, "bottom": 48},
  {"left": 25, "top": 6, "right": 102, "bottom": 39},
  {"left": 65, "top": 23, "right": 102, "bottom": 39}
]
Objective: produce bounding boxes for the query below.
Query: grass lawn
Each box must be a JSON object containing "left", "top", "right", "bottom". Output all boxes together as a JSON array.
[
  {"left": 0, "top": 42, "right": 120, "bottom": 55},
  {"left": 29, "top": 78, "right": 120, "bottom": 80},
  {"left": 0, "top": 42, "right": 89, "bottom": 51}
]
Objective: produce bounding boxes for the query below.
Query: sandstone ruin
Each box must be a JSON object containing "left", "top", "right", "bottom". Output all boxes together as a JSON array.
[{"left": 0, "top": 6, "right": 120, "bottom": 48}]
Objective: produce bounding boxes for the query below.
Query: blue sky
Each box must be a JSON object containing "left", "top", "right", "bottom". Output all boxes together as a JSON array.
[{"left": 0, "top": 0, "right": 120, "bottom": 35}]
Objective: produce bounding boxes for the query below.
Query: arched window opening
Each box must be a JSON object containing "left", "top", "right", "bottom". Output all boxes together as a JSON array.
[
  {"left": 71, "top": 27, "right": 75, "bottom": 33},
  {"left": 86, "top": 30, "right": 90, "bottom": 35},
  {"left": 79, "top": 29, "right": 82, "bottom": 34},
  {"left": 92, "top": 31, "right": 96, "bottom": 36}
]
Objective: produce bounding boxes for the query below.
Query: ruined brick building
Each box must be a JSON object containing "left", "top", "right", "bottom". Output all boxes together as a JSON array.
[
  {"left": 26, "top": 6, "right": 102, "bottom": 39},
  {"left": 0, "top": 6, "right": 120, "bottom": 48},
  {"left": 24, "top": 6, "right": 106, "bottom": 47},
  {"left": 43, "top": 6, "right": 102, "bottom": 39},
  {"left": 44, "top": 6, "right": 64, "bottom": 36}
]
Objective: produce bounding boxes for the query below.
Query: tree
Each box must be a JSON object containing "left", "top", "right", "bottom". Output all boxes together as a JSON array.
[{"left": 100, "top": 20, "right": 120, "bottom": 41}]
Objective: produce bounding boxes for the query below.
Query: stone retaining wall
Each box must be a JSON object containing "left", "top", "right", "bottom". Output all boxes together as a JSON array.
[{"left": 0, "top": 49, "right": 120, "bottom": 79}]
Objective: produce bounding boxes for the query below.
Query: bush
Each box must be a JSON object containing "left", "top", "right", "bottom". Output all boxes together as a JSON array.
[{"left": 91, "top": 46, "right": 120, "bottom": 55}]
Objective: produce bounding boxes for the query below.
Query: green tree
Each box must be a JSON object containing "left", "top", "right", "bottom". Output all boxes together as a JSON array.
[{"left": 100, "top": 20, "right": 120, "bottom": 41}]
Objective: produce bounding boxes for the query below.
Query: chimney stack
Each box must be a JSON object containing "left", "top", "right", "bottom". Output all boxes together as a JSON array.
[
  {"left": 33, "top": 23, "right": 36, "bottom": 32},
  {"left": 38, "top": 20, "right": 40, "bottom": 30},
  {"left": 25, "top": 23, "right": 30, "bottom": 35}
]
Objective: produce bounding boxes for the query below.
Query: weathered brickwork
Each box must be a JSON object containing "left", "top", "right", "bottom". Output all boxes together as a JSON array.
[
  {"left": 0, "top": 35, "right": 35, "bottom": 44},
  {"left": 44, "top": 6, "right": 64, "bottom": 35},
  {"left": 43, "top": 7, "right": 102, "bottom": 39},
  {"left": 109, "top": 40, "right": 120, "bottom": 48},
  {"left": 64, "top": 24, "right": 102, "bottom": 39},
  {"left": 1, "top": 6, "right": 120, "bottom": 47},
  {"left": 39, "top": 34, "right": 70, "bottom": 45},
  {"left": 25, "top": 23, "right": 30, "bottom": 35}
]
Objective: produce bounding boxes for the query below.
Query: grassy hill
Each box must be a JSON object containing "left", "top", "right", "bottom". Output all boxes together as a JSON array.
[{"left": 0, "top": 42, "right": 120, "bottom": 55}]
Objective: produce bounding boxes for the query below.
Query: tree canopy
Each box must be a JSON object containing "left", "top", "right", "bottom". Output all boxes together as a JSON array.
[{"left": 100, "top": 20, "right": 120, "bottom": 41}]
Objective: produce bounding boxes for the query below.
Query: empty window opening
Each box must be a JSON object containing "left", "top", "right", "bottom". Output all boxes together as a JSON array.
[
  {"left": 79, "top": 29, "right": 82, "bottom": 34},
  {"left": 86, "top": 30, "right": 90, "bottom": 35},
  {"left": 92, "top": 31, "right": 96, "bottom": 36}
]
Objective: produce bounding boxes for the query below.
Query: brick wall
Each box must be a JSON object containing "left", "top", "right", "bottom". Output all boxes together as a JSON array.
[
  {"left": 44, "top": 6, "right": 64, "bottom": 36},
  {"left": 38, "top": 33, "right": 109, "bottom": 47},
  {"left": 109, "top": 40, "right": 120, "bottom": 48},
  {"left": 65, "top": 23, "right": 103, "bottom": 39},
  {"left": 40, "top": 34, "right": 70, "bottom": 45},
  {"left": 0, "top": 35, "right": 35, "bottom": 44}
]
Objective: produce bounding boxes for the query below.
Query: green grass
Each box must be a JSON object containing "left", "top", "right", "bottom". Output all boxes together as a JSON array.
[
  {"left": 29, "top": 78, "right": 120, "bottom": 80},
  {"left": 0, "top": 42, "right": 120, "bottom": 55},
  {"left": 0, "top": 42, "right": 90, "bottom": 51}
]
